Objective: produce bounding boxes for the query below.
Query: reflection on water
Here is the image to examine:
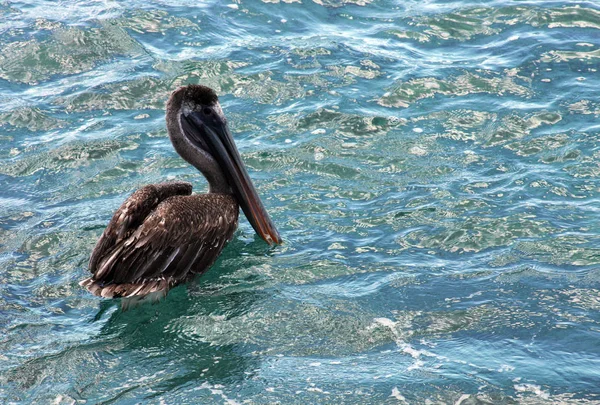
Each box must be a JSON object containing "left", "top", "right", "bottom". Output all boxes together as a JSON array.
[{"left": 1, "top": 0, "right": 600, "bottom": 403}]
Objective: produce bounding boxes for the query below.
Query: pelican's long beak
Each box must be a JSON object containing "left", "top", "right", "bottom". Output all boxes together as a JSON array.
[{"left": 182, "top": 108, "right": 282, "bottom": 246}]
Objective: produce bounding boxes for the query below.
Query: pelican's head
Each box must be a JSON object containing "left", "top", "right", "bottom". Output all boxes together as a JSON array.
[{"left": 166, "top": 85, "right": 282, "bottom": 246}]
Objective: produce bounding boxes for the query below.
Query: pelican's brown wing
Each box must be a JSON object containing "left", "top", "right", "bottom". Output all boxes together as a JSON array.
[
  {"left": 89, "top": 182, "right": 192, "bottom": 273},
  {"left": 82, "top": 193, "right": 239, "bottom": 298}
]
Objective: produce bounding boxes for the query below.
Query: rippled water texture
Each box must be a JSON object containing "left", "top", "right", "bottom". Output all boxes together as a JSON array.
[{"left": 1, "top": 0, "right": 600, "bottom": 403}]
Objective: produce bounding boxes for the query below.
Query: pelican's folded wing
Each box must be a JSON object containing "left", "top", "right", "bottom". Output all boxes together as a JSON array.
[
  {"left": 89, "top": 182, "right": 192, "bottom": 273},
  {"left": 83, "top": 193, "right": 238, "bottom": 298}
]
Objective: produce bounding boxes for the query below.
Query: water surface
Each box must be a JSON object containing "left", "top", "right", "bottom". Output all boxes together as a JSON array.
[{"left": 1, "top": 0, "right": 600, "bottom": 403}]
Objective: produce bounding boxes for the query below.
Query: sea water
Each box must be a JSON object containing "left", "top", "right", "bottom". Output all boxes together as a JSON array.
[{"left": 1, "top": 0, "right": 600, "bottom": 403}]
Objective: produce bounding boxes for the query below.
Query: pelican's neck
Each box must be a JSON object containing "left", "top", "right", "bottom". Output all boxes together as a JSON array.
[{"left": 165, "top": 87, "right": 231, "bottom": 194}]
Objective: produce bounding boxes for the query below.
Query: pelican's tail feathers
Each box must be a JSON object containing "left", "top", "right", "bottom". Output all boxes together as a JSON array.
[{"left": 79, "top": 277, "right": 170, "bottom": 310}]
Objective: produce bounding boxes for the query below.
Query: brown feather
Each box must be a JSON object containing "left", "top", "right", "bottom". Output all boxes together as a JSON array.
[
  {"left": 83, "top": 188, "right": 239, "bottom": 300},
  {"left": 89, "top": 182, "right": 192, "bottom": 273}
]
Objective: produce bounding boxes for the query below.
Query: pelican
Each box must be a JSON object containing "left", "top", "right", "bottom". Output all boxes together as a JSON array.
[{"left": 81, "top": 85, "right": 281, "bottom": 305}]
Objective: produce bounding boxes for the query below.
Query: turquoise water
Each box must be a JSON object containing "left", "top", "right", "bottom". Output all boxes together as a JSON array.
[{"left": 1, "top": 0, "right": 600, "bottom": 403}]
